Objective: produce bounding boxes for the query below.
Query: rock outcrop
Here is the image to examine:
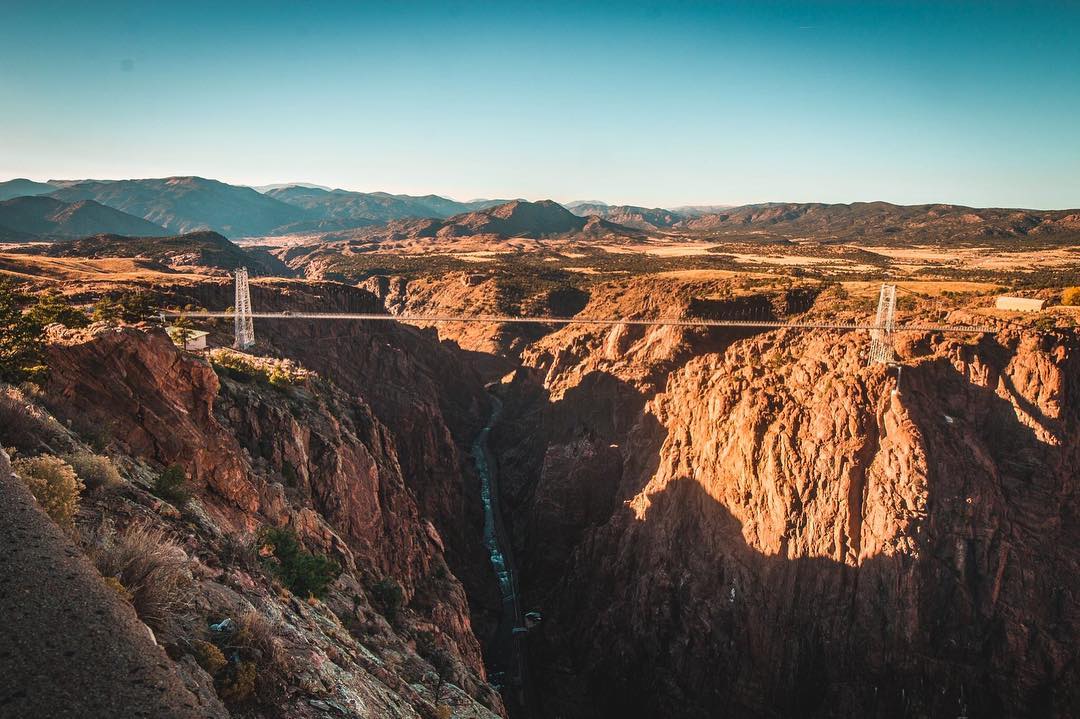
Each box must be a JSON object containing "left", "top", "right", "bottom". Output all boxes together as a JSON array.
[
  {"left": 491, "top": 280, "right": 1079, "bottom": 718},
  {"left": 37, "top": 323, "right": 504, "bottom": 717}
]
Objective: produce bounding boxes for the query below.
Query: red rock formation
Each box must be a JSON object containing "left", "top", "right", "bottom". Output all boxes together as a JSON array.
[
  {"left": 39, "top": 323, "right": 498, "bottom": 701},
  {"left": 492, "top": 282, "right": 1079, "bottom": 718}
]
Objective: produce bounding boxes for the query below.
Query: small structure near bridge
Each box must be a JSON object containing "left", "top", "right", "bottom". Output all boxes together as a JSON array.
[{"left": 995, "top": 296, "right": 1046, "bottom": 312}]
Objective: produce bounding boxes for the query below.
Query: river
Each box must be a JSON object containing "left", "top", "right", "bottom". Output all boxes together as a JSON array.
[{"left": 470, "top": 393, "right": 531, "bottom": 716}]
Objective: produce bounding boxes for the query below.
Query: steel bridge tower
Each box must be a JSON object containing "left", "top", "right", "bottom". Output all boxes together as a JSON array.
[
  {"left": 868, "top": 283, "right": 897, "bottom": 366},
  {"left": 233, "top": 267, "right": 255, "bottom": 349}
]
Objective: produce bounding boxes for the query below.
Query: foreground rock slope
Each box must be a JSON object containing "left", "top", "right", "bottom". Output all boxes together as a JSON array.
[{"left": 10, "top": 316, "right": 505, "bottom": 718}]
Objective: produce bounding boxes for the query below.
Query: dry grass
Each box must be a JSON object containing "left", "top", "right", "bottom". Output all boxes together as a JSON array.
[
  {"left": 0, "top": 253, "right": 206, "bottom": 282},
  {"left": 232, "top": 610, "right": 287, "bottom": 670},
  {"left": 840, "top": 280, "right": 1002, "bottom": 298},
  {"left": 62, "top": 451, "right": 123, "bottom": 491},
  {"left": 12, "top": 454, "right": 83, "bottom": 528},
  {"left": 0, "top": 385, "right": 66, "bottom": 453},
  {"left": 90, "top": 523, "right": 194, "bottom": 632}
]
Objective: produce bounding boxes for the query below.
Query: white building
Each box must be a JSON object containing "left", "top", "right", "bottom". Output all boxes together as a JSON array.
[
  {"left": 167, "top": 327, "right": 209, "bottom": 351},
  {"left": 995, "top": 296, "right": 1046, "bottom": 312}
]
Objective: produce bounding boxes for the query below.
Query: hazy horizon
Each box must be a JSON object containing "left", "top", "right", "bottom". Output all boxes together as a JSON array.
[
  {"left": 5, "top": 173, "right": 1080, "bottom": 212},
  {"left": 2, "top": 1, "right": 1079, "bottom": 209}
]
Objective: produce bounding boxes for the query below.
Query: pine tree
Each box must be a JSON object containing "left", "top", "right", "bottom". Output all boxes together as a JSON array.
[
  {"left": 25, "top": 291, "right": 89, "bottom": 329},
  {"left": 0, "top": 281, "right": 46, "bottom": 384}
]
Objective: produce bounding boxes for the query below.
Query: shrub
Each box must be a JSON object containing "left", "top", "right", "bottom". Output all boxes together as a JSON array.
[
  {"left": 231, "top": 611, "right": 286, "bottom": 670},
  {"left": 90, "top": 523, "right": 194, "bottom": 632},
  {"left": 0, "top": 386, "right": 64, "bottom": 453},
  {"left": 369, "top": 577, "right": 405, "bottom": 622},
  {"left": 207, "top": 610, "right": 287, "bottom": 705},
  {"left": 1062, "top": 287, "right": 1080, "bottom": 306},
  {"left": 1034, "top": 315, "right": 1058, "bottom": 332},
  {"left": 91, "top": 296, "right": 122, "bottom": 325},
  {"left": 219, "top": 533, "right": 260, "bottom": 571},
  {"left": 69, "top": 414, "right": 113, "bottom": 452},
  {"left": 217, "top": 660, "right": 257, "bottom": 703},
  {"left": 13, "top": 454, "right": 83, "bottom": 528},
  {"left": 25, "top": 291, "right": 89, "bottom": 329},
  {"left": 209, "top": 349, "right": 309, "bottom": 388},
  {"left": 258, "top": 527, "right": 340, "bottom": 599},
  {"left": 117, "top": 292, "right": 158, "bottom": 323},
  {"left": 192, "top": 639, "right": 228, "bottom": 675},
  {"left": 102, "top": 575, "right": 133, "bottom": 603},
  {"left": 63, "top": 451, "right": 123, "bottom": 491},
  {"left": 154, "top": 465, "right": 190, "bottom": 505}
]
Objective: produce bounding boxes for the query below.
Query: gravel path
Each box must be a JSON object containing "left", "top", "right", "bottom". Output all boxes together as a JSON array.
[{"left": 0, "top": 450, "right": 214, "bottom": 718}]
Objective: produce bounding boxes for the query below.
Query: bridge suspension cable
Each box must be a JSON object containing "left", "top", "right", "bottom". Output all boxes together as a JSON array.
[
  {"left": 165, "top": 310, "right": 995, "bottom": 334},
  {"left": 160, "top": 275, "right": 997, "bottom": 349}
]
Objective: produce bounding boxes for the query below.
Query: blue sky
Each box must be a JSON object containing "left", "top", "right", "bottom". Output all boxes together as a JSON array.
[{"left": 1, "top": 1, "right": 1078, "bottom": 208}]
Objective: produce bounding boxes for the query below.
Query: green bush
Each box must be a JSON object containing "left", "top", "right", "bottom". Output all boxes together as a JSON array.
[
  {"left": 13, "top": 454, "right": 83, "bottom": 528},
  {"left": 117, "top": 292, "right": 158, "bottom": 322},
  {"left": 369, "top": 577, "right": 405, "bottom": 622},
  {"left": 154, "top": 465, "right": 191, "bottom": 505},
  {"left": 25, "top": 291, "right": 89, "bottom": 329},
  {"left": 63, "top": 451, "right": 123, "bottom": 491},
  {"left": 91, "top": 296, "right": 122, "bottom": 325},
  {"left": 209, "top": 349, "right": 308, "bottom": 388},
  {"left": 258, "top": 527, "right": 340, "bottom": 599},
  {"left": 0, "top": 280, "right": 47, "bottom": 385}
]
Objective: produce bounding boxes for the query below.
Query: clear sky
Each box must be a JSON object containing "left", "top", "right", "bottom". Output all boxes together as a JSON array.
[{"left": 1, "top": 1, "right": 1078, "bottom": 209}]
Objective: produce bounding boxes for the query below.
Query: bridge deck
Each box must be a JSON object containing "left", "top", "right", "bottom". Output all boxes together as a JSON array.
[{"left": 165, "top": 311, "right": 996, "bottom": 334}]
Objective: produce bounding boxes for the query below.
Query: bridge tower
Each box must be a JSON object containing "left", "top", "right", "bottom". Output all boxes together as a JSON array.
[
  {"left": 867, "top": 283, "right": 897, "bottom": 366},
  {"left": 234, "top": 267, "right": 255, "bottom": 349}
]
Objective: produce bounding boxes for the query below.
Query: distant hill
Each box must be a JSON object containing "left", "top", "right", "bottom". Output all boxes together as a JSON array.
[
  {"left": 45, "top": 177, "right": 308, "bottom": 237},
  {"left": 564, "top": 200, "right": 610, "bottom": 210},
  {"left": 678, "top": 201, "right": 1080, "bottom": 245},
  {"left": 566, "top": 203, "right": 684, "bottom": 230},
  {"left": 0, "top": 179, "right": 57, "bottom": 201},
  {"left": 250, "top": 182, "right": 332, "bottom": 193},
  {"left": 266, "top": 185, "right": 512, "bottom": 225},
  {"left": 35, "top": 230, "right": 289, "bottom": 275},
  {"left": 348, "top": 199, "right": 639, "bottom": 242},
  {"left": 669, "top": 204, "right": 735, "bottom": 217},
  {"left": 0, "top": 196, "right": 167, "bottom": 241}
]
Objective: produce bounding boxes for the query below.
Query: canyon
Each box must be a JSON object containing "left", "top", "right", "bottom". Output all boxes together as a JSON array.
[
  {"left": 0, "top": 193, "right": 1078, "bottom": 718},
  {"left": 3, "top": 262, "right": 1076, "bottom": 718}
]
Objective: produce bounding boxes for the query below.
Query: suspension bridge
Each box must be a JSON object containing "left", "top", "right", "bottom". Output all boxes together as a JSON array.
[{"left": 164, "top": 269, "right": 998, "bottom": 366}]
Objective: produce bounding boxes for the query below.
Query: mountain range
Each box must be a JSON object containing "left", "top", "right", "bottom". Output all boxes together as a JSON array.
[
  {"left": 678, "top": 201, "right": 1080, "bottom": 244},
  {"left": 340, "top": 199, "right": 637, "bottom": 243},
  {"left": 43, "top": 177, "right": 301, "bottom": 237},
  {"left": 265, "top": 185, "right": 513, "bottom": 228},
  {"left": 1, "top": 177, "right": 1078, "bottom": 247}
]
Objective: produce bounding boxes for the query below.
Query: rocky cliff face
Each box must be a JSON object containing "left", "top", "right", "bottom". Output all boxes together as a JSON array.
[
  {"left": 39, "top": 323, "right": 504, "bottom": 717},
  {"left": 489, "top": 280, "right": 1079, "bottom": 718}
]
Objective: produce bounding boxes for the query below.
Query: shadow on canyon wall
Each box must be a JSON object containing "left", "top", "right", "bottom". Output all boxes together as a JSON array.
[
  {"left": 493, "top": 336, "right": 1078, "bottom": 719},
  {"left": 140, "top": 278, "right": 1076, "bottom": 718}
]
